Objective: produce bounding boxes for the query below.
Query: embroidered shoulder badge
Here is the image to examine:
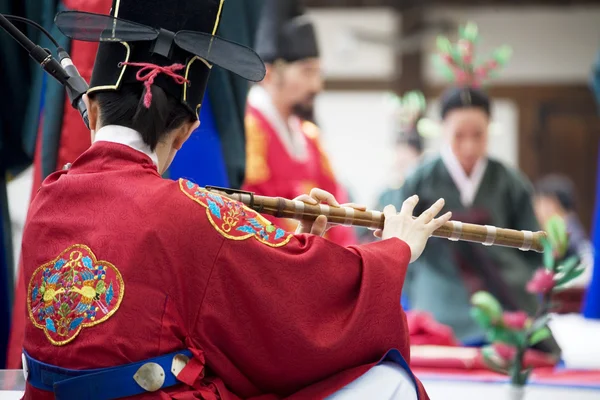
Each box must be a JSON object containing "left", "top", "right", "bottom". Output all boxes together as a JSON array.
[
  {"left": 179, "top": 179, "right": 292, "bottom": 247},
  {"left": 27, "top": 245, "right": 124, "bottom": 346}
]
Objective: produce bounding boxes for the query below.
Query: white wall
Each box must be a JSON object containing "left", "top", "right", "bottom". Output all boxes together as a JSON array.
[
  {"left": 307, "top": 8, "right": 398, "bottom": 80},
  {"left": 316, "top": 91, "right": 397, "bottom": 208}
]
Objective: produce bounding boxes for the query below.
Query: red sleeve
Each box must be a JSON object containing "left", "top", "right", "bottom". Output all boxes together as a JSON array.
[{"left": 196, "top": 234, "right": 414, "bottom": 397}]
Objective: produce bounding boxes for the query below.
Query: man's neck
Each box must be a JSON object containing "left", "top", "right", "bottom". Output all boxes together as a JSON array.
[
  {"left": 273, "top": 99, "right": 292, "bottom": 122},
  {"left": 263, "top": 86, "right": 292, "bottom": 122}
]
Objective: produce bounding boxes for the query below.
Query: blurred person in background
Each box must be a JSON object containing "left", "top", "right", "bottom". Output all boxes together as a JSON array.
[
  {"left": 395, "top": 24, "right": 559, "bottom": 355},
  {"left": 243, "top": 0, "right": 357, "bottom": 246},
  {"left": 398, "top": 87, "right": 549, "bottom": 347},
  {"left": 377, "top": 92, "right": 427, "bottom": 211},
  {"left": 361, "top": 92, "right": 427, "bottom": 246},
  {"left": 534, "top": 174, "right": 594, "bottom": 288}
]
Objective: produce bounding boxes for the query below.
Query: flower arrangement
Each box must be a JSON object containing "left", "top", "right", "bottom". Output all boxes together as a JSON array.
[
  {"left": 433, "top": 21, "right": 512, "bottom": 88},
  {"left": 470, "top": 216, "right": 583, "bottom": 388}
]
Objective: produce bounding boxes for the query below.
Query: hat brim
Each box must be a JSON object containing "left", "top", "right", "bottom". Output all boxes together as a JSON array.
[{"left": 55, "top": 11, "right": 265, "bottom": 82}]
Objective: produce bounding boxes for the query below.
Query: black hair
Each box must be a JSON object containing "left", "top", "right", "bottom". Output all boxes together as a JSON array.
[
  {"left": 440, "top": 87, "right": 491, "bottom": 120},
  {"left": 535, "top": 174, "right": 577, "bottom": 211},
  {"left": 89, "top": 83, "right": 196, "bottom": 151}
]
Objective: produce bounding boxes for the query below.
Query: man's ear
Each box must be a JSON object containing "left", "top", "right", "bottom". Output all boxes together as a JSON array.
[
  {"left": 265, "top": 61, "right": 286, "bottom": 86},
  {"left": 172, "top": 119, "right": 199, "bottom": 150},
  {"left": 84, "top": 94, "right": 99, "bottom": 132}
]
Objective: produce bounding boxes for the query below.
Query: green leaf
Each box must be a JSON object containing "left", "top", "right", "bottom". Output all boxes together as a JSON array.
[
  {"left": 543, "top": 243, "right": 555, "bottom": 271},
  {"left": 530, "top": 315, "right": 550, "bottom": 333},
  {"left": 458, "top": 25, "right": 466, "bottom": 40},
  {"left": 494, "top": 45, "right": 512, "bottom": 64},
  {"left": 432, "top": 55, "right": 456, "bottom": 81},
  {"left": 519, "top": 367, "right": 533, "bottom": 385},
  {"left": 555, "top": 266, "right": 586, "bottom": 288},
  {"left": 447, "top": 47, "right": 461, "bottom": 65},
  {"left": 60, "top": 303, "right": 70, "bottom": 317},
  {"left": 491, "top": 326, "right": 526, "bottom": 347},
  {"left": 436, "top": 36, "right": 453, "bottom": 54},
  {"left": 481, "top": 346, "right": 509, "bottom": 374},
  {"left": 557, "top": 256, "right": 580, "bottom": 274},
  {"left": 470, "top": 307, "right": 492, "bottom": 329},
  {"left": 96, "top": 280, "right": 106, "bottom": 295},
  {"left": 529, "top": 327, "right": 552, "bottom": 346},
  {"left": 463, "top": 22, "right": 479, "bottom": 42},
  {"left": 471, "top": 291, "right": 503, "bottom": 323},
  {"left": 546, "top": 216, "right": 568, "bottom": 259}
]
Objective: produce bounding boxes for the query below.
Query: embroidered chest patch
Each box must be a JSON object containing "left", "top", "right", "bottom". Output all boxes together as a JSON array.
[
  {"left": 27, "top": 245, "right": 124, "bottom": 346},
  {"left": 179, "top": 179, "right": 292, "bottom": 247}
]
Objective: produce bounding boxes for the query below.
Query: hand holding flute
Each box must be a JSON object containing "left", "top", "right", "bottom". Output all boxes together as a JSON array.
[
  {"left": 291, "top": 188, "right": 452, "bottom": 263},
  {"left": 206, "top": 185, "right": 546, "bottom": 253}
]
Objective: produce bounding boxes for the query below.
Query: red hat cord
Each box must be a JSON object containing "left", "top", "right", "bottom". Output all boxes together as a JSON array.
[{"left": 121, "top": 62, "right": 190, "bottom": 108}]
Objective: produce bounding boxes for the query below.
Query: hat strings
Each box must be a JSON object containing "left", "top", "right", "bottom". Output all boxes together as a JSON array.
[{"left": 121, "top": 62, "right": 190, "bottom": 108}]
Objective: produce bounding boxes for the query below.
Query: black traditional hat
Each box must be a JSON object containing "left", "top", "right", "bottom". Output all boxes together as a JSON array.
[
  {"left": 254, "top": 0, "right": 319, "bottom": 63},
  {"left": 440, "top": 87, "right": 490, "bottom": 119},
  {"left": 54, "top": 0, "right": 265, "bottom": 117}
]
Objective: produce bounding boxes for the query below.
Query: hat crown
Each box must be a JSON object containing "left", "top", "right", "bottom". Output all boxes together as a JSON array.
[
  {"left": 254, "top": 0, "right": 319, "bottom": 63},
  {"left": 112, "top": 0, "right": 221, "bottom": 35}
]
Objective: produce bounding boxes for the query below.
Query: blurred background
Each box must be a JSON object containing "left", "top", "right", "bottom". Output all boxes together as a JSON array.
[
  {"left": 6, "top": 2, "right": 600, "bottom": 277},
  {"left": 2, "top": 0, "right": 600, "bottom": 397},
  {"left": 307, "top": 1, "right": 600, "bottom": 217}
]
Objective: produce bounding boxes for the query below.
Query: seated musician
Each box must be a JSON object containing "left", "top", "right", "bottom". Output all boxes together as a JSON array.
[{"left": 20, "top": 1, "right": 451, "bottom": 399}]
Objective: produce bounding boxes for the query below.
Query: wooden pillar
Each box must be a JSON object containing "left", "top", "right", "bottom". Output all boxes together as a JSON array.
[{"left": 394, "top": 6, "right": 425, "bottom": 95}]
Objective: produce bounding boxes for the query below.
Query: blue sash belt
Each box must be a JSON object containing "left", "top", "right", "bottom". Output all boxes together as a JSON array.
[{"left": 23, "top": 349, "right": 193, "bottom": 400}]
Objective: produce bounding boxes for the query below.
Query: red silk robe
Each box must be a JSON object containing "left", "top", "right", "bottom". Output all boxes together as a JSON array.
[
  {"left": 21, "top": 141, "right": 428, "bottom": 399},
  {"left": 242, "top": 96, "right": 357, "bottom": 247}
]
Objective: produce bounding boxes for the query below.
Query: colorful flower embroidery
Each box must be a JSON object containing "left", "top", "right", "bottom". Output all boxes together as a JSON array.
[
  {"left": 179, "top": 179, "right": 292, "bottom": 247},
  {"left": 27, "top": 245, "right": 124, "bottom": 346}
]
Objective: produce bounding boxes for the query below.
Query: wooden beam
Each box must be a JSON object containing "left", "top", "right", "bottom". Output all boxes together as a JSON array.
[
  {"left": 424, "top": 84, "right": 594, "bottom": 100},
  {"left": 305, "top": 0, "right": 600, "bottom": 7},
  {"left": 324, "top": 79, "right": 393, "bottom": 92},
  {"left": 395, "top": 7, "right": 424, "bottom": 94}
]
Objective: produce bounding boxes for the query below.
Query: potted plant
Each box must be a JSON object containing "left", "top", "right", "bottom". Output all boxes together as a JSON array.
[{"left": 470, "top": 216, "right": 584, "bottom": 399}]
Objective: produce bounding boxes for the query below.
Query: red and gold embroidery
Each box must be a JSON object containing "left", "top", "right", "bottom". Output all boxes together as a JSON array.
[
  {"left": 301, "top": 121, "right": 336, "bottom": 181},
  {"left": 179, "top": 179, "right": 292, "bottom": 247},
  {"left": 244, "top": 115, "right": 271, "bottom": 185},
  {"left": 27, "top": 245, "right": 124, "bottom": 346}
]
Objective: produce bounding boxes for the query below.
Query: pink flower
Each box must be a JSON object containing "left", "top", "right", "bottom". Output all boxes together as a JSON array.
[
  {"left": 526, "top": 269, "right": 555, "bottom": 295},
  {"left": 502, "top": 311, "right": 530, "bottom": 330},
  {"left": 493, "top": 343, "right": 516, "bottom": 361}
]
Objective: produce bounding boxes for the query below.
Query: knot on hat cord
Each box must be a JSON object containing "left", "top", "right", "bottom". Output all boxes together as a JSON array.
[{"left": 121, "top": 62, "right": 190, "bottom": 108}]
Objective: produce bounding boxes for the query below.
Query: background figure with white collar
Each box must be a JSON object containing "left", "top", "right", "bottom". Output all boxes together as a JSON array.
[
  {"left": 397, "top": 26, "right": 559, "bottom": 355},
  {"left": 242, "top": 0, "right": 357, "bottom": 246}
]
